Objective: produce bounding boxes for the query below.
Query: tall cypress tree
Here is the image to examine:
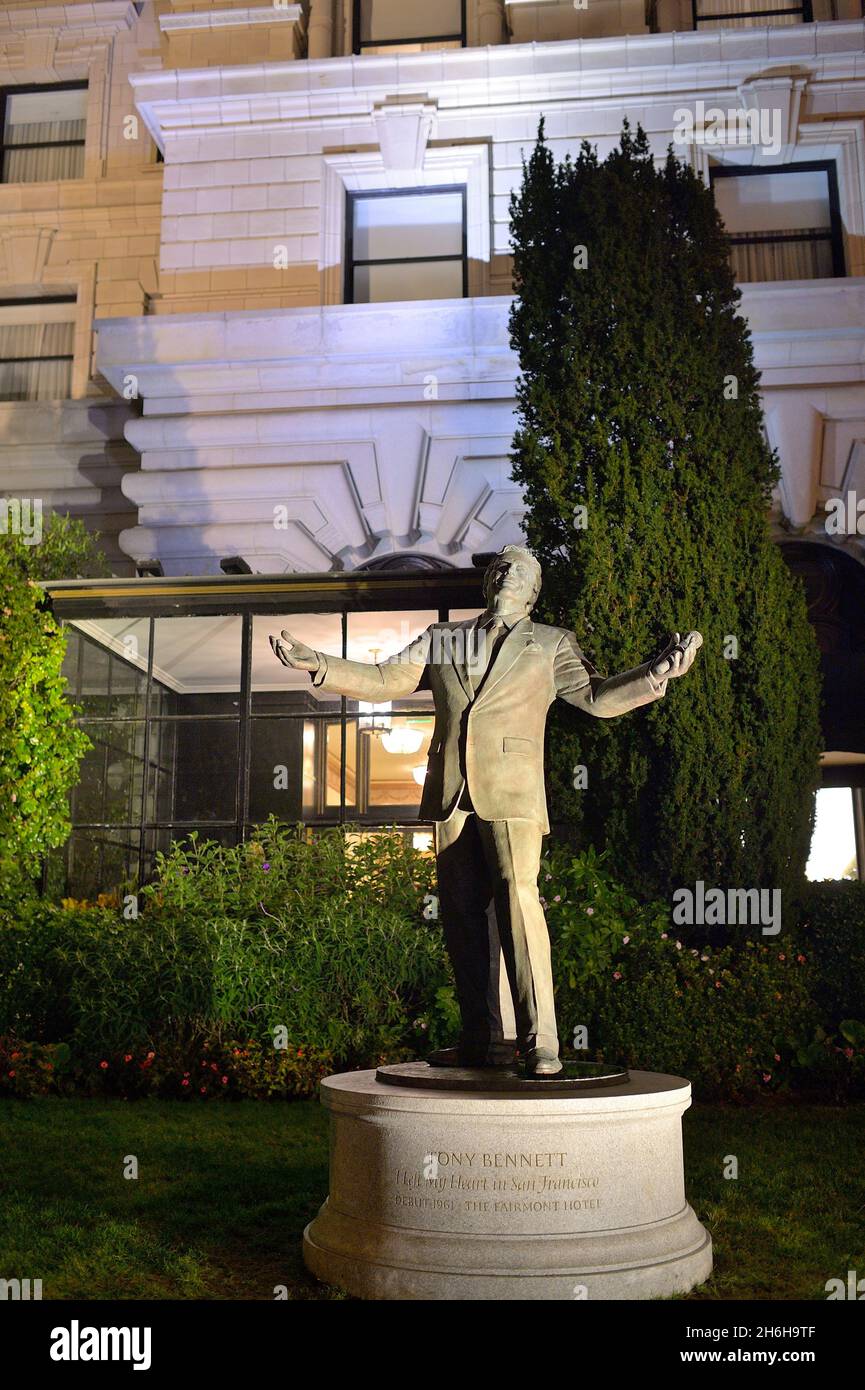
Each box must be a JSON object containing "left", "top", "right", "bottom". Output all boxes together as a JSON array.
[{"left": 509, "top": 121, "right": 822, "bottom": 909}]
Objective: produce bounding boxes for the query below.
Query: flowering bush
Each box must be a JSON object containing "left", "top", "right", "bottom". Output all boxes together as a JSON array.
[
  {"left": 0, "top": 821, "right": 451, "bottom": 1097},
  {"left": 1, "top": 829, "right": 862, "bottom": 1100},
  {"left": 542, "top": 845, "right": 864, "bottom": 1100},
  {"left": 0, "top": 1037, "right": 72, "bottom": 1097}
]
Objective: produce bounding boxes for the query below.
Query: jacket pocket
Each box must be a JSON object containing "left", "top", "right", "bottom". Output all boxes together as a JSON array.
[{"left": 503, "top": 736, "right": 535, "bottom": 754}]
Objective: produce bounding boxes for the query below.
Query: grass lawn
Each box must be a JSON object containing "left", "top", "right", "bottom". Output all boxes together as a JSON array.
[{"left": 0, "top": 1098, "right": 862, "bottom": 1300}]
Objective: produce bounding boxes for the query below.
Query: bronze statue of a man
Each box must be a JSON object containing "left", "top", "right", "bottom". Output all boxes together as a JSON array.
[{"left": 271, "top": 545, "right": 701, "bottom": 1075}]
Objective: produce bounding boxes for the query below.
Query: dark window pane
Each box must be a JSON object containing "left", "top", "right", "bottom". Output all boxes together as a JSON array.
[{"left": 153, "top": 720, "right": 239, "bottom": 823}]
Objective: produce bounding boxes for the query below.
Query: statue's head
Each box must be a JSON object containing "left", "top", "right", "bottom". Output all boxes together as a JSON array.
[{"left": 483, "top": 545, "right": 542, "bottom": 615}]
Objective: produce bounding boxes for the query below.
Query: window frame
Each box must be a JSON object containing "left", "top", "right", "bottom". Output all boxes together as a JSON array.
[
  {"left": 352, "top": 0, "right": 467, "bottom": 55},
  {"left": 709, "top": 160, "right": 845, "bottom": 282},
  {"left": 344, "top": 185, "right": 469, "bottom": 306},
  {"left": 46, "top": 568, "right": 485, "bottom": 891},
  {"left": 0, "top": 292, "right": 77, "bottom": 402},
  {"left": 0, "top": 80, "right": 88, "bottom": 185},
  {"left": 692, "top": 0, "right": 812, "bottom": 26}
]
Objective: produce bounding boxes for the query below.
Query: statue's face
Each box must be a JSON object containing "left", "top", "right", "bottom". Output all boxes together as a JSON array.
[{"left": 485, "top": 553, "right": 538, "bottom": 613}]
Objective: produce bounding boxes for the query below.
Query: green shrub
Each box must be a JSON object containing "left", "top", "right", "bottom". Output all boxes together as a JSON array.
[
  {"left": 795, "top": 879, "right": 865, "bottom": 1031},
  {"left": 0, "top": 822, "right": 452, "bottom": 1084},
  {"left": 1, "top": 828, "right": 860, "bottom": 1100},
  {"left": 0, "top": 515, "right": 106, "bottom": 899},
  {"left": 542, "top": 844, "right": 860, "bottom": 1099}
]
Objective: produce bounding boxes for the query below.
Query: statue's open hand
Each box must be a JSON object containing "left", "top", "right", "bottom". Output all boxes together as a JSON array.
[
  {"left": 269, "top": 630, "right": 320, "bottom": 673},
  {"left": 650, "top": 630, "right": 702, "bottom": 682}
]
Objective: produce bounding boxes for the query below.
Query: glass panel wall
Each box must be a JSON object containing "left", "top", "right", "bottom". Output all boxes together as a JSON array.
[{"left": 54, "top": 588, "right": 483, "bottom": 896}]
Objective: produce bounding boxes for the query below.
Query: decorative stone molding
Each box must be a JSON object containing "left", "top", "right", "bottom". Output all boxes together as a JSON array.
[
  {"left": 320, "top": 143, "right": 491, "bottom": 304},
  {"left": 371, "top": 98, "right": 438, "bottom": 173},
  {"left": 0, "top": 227, "right": 57, "bottom": 285},
  {"left": 159, "top": 7, "right": 305, "bottom": 33},
  {"left": 737, "top": 73, "right": 809, "bottom": 150},
  {"left": 94, "top": 282, "right": 865, "bottom": 571}
]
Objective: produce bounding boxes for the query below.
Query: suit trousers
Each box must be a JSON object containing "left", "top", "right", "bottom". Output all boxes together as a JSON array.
[{"left": 434, "top": 807, "right": 558, "bottom": 1055}]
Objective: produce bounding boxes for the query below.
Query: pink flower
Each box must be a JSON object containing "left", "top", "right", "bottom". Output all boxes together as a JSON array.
[
  {"left": 774, "top": 1053, "right": 781, "bottom": 1062},
  {"left": 778, "top": 953, "right": 786, "bottom": 961},
  {"left": 8, "top": 1070, "right": 15, "bottom": 1078},
  {"left": 622, "top": 935, "right": 630, "bottom": 945},
  {"left": 200, "top": 1086, "right": 207, "bottom": 1094},
  {"left": 99, "top": 1060, "right": 109, "bottom": 1070},
  {"left": 844, "top": 1047, "right": 854, "bottom": 1060},
  {"left": 123, "top": 1054, "right": 132, "bottom": 1063},
  {"left": 585, "top": 907, "right": 594, "bottom": 916},
  {"left": 221, "top": 1076, "right": 228, "bottom": 1085},
  {"left": 796, "top": 954, "right": 806, "bottom": 964},
  {"left": 553, "top": 895, "right": 561, "bottom": 903},
  {"left": 612, "top": 971, "right": 622, "bottom": 981},
  {"left": 660, "top": 932, "right": 668, "bottom": 939},
  {"left": 762, "top": 1072, "right": 772, "bottom": 1083},
  {"left": 181, "top": 1079, "right": 190, "bottom": 1088}
]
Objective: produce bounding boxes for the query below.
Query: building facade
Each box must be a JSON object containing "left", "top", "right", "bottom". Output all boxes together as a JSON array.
[{"left": 2, "top": 1, "right": 864, "bottom": 883}]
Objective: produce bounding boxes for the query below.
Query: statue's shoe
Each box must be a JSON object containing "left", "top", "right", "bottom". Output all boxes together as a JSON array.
[
  {"left": 524, "top": 1048, "right": 563, "bottom": 1076},
  {"left": 427, "top": 1044, "right": 517, "bottom": 1069}
]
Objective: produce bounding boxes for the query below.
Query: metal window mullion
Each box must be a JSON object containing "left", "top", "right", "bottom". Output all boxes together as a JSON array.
[
  {"left": 237, "top": 612, "right": 253, "bottom": 842},
  {"left": 339, "top": 610, "right": 347, "bottom": 825},
  {"left": 137, "top": 616, "right": 154, "bottom": 886}
]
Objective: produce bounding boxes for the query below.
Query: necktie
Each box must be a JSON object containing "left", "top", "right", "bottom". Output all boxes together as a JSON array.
[{"left": 472, "top": 617, "right": 507, "bottom": 689}]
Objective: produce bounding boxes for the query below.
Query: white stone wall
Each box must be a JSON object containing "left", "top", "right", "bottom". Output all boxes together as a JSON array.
[
  {"left": 94, "top": 280, "right": 865, "bottom": 574},
  {"left": 131, "top": 21, "right": 865, "bottom": 318}
]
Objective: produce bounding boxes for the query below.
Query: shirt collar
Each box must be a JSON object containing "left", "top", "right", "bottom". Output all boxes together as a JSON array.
[{"left": 479, "top": 609, "right": 526, "bottom": 631}]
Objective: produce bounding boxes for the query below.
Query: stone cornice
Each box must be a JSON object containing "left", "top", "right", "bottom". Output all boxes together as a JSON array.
[
  {"left": 128, "top": 21, "right": 865, "bottom": 141},
  {"left": 159, "top": 6, "right": 304, "bottom": 34},
  {"left": 0, "top": 2, "right": 138, "bottom": 35},
  {"left": 94, "top": 281, "right": 865, "bottom": 405}
]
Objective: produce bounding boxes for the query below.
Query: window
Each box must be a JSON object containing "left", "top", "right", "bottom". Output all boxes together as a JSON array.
[
  {"left": 47, "top": 568, "right": 486, "bottom": 894},
  {"left": 346, "top": 188, "right": 467, "bottom": 304},
  {"left": 0, "top": 293, "right": 76, "bottom": 401},
  {"left": 353, "top": 0, "right": 465, "bottom": 55},
  {"left": 807, "top": 788, "right": 860, "bottom": 881},
  {"left": 710, "top": 162, "right": 844, "bottom": 283},
  {"left": 692, "top": 0, "right": 812, "bottom": 28},
  {"left": 0, "top": 82, "right": 87, "bottom": 184}
]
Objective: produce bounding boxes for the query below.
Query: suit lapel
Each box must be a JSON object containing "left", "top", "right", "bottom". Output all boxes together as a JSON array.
[
  {"left": 452, "top": 620, "right": 477, "bottom": 701},
  {"left": 473, "top": 617, "right": 534, "bottom": 702}
]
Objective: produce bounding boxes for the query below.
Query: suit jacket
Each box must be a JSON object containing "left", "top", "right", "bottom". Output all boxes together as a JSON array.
[{"left": 312, "top": 616, "right": 665, "bottom": 833}]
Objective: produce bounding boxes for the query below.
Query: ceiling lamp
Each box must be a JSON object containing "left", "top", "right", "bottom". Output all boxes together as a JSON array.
[
  {"left": 381, "top": 726, "right": 424, "bottom": 755},
  {"left": 358, "top": 700, "right": 392, "bottom": 734}
]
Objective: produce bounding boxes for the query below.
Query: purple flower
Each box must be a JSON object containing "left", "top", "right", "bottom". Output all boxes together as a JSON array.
[{"left": 262, "top": 863, "right": 271, "bottom": 872}]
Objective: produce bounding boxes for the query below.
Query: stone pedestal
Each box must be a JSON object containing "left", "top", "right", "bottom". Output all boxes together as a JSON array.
[{"left": 303, "top": 1068, "right": 712, "bottom": 1300}]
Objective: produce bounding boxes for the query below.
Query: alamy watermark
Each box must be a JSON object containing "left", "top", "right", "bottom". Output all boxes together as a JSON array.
[
  {"left": 672, "top": 881, "right": 781, "bottom": 935},
  {"left": 0, "top": 496, "right": 42, "bottom": 545},
  {"left": 672, "top": 101, "right": 782, "bottom": 158}
]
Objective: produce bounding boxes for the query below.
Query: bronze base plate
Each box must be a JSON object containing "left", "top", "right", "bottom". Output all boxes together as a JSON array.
[{"left": 375, "top": 1060, "right": 630, "bottom": 1094}]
